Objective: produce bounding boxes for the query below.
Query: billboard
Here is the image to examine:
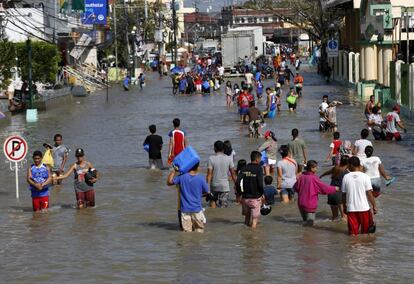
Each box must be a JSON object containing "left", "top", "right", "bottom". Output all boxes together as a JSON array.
[{"left": 82, "top": 0, "right": 107, "bottom": 25}]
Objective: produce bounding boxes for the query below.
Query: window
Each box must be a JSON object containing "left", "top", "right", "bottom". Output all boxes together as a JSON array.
[
  {"left": 264, "top": 17, "right": 269, "bottom": 23},
  {"left": 235, "top": 17, "right": 240, "bottom": 23},
  {"left": 241, "top": 18, "right": 245, "bottom": 23},
  {"left": 248, "top": 17, "right": 253, "bottom": 23},
  {"left": 273, "top": 16, "right": 279, "bottom": 22}
]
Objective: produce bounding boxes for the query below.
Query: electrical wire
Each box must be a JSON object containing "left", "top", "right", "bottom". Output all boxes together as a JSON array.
[
  {"left": 7, "top": 9, "right": 55, "bottom": 40},
  {"left": 5, "top": 10, "right": 116, "bottom": 48}
]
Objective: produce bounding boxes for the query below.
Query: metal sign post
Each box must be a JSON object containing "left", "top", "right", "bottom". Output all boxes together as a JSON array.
[
  {"left": 3, "top": 135, "right": 28, "bottom": 199},
  {"left": 327, "top": 39, "right": 339, "bottom": 58}
]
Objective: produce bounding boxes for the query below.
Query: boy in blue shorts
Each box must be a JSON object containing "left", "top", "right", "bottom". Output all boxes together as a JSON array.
[
  {"left": 27, "top": 151, "right": 52, "bottom": 212},
  {"left": 264, "top": 176, "right": 277, "bottom": 205},
  {"left": 167, "top": 163, "right": 210, "bottom": 232}
]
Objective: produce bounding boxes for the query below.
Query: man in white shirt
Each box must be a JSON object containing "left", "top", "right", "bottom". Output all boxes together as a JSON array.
[
  {"left": 319, "top": 95, "right": 329, "bottom": 131},
  {"left": 368, "top": 106, "right": 385, "bottom": 140},
  {"left": 360, "top": 146, "right": 393, "bottom": 198},
  {"left": 244, "top": 71, "right": 254, "bottom": 87},
  {"left": 352, "top": 129, "right": 372, "bottom": 158},
  {"left": 385, "top": 105, "right": 406, "bottom": 141},
  {"left": 342, "top": 156, "right": 377, "bottom": 236},
  {"left": 217, "top": 65, "right": 225, "bottom": 77}
]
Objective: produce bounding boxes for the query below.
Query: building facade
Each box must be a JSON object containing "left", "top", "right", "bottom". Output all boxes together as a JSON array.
[{"left": 220, "top": 6, "right": 301, "bottom": 43}]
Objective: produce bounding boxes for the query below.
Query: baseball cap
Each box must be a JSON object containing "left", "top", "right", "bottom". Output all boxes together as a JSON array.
[
  {"left": 75, "top": 148, "right": 85, "bottom": 157},
  {"left": 264, "top": 130, "right": 272, "bottom": 138},
  {"left": 276, "top": 83, "right": 281, "bottom": 88}
]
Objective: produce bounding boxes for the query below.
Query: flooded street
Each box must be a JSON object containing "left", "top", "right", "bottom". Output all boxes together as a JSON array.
[{"left": 1, "top": 69, "right": 414, "bottom": 283}]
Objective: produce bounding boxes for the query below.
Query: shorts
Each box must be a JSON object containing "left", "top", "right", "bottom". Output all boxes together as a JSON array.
[
  {"left": 371, "top": 178, "right": 381, "bottom": 197},
  {"left": 181, "top": 211, "right": 206, "bottom": 232},
  {"left": 288, "top": 103, "right": 296, "bottom": 110},
  {"left": 386, "top": 132, "right": 402, "bottom": 141},
  {"left": 267, "top": 110, "right": 276, "bottom": 118},
  {"left": 281, "top": 188, "right": 295, "bottom": 199},
  {"left": 75, "top": 189, "right": 95, "bottom": 207},
  {"left": 267, "top": 158, "right": 276, "bottom": 166},
  {"left": 347, "top": 211, "right": 374, "bottom": 235},
  {"left": 327, "top": 191, "right": 342, "bottom": 206},
  {"left": 242, "top": 198, "right": 261, "bottom": 219},
  {"left": 319, "top": 121, "right": 329, "bottom": 131},
  {"left": 149, "top": 159, "right": 163, "bottom": 169},
  {"left": 211, "top": 191, "right": 230, "bottom": 208},
  {"left": 239, "top": 107, "right": 249, "bottom": 115},
  {"left": 372, "top": 129, "right": 385, "bottom": 140},
  {"left": 299, "top": 208, "right": 315, "bottom": 226},
  {"left": 32, "top": 196, "right": 49, "bottom": 212}
]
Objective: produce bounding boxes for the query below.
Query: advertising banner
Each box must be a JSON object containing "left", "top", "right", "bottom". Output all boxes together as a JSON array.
[{"left": 83, "top": 0, "right": 107, "bottom": 25}]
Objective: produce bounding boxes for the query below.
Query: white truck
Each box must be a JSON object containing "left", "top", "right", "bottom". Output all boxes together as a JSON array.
[{"left": 221, "top": 27, "right": 264, "bottom": 71}]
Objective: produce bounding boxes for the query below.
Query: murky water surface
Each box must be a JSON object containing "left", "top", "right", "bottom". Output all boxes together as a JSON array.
[{"left": 1, "top": 69, "right": 413, "bottom": 283}]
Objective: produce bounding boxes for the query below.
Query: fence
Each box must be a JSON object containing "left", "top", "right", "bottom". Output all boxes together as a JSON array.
[
  {"left": 328, "top": 51, "right": 360, "bottom": 84},
  {"left": 389, "top": 61, "right": 414, "bottom": 119}
]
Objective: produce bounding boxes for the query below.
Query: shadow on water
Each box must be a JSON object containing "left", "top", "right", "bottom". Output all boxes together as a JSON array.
[
  {"left": 208, "top": 217, "right": 242, "bottom": 226},
  {"left": 9, "top": 204, "right": 76, "bottom": 212},
  {"left": 273, "top": 214, "right": 348, "bottom": 235},
  {"left": 140, "top": 221, "right": 179, "bottom": 231}
]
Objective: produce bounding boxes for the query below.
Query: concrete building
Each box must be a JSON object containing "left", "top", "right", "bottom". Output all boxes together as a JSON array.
[
  {"left": 220, "top": 6, "right": 301, "bottom": 43},
  {"left": 325, "top": 0, "right": 414, "bottom": 117},
  {"left": 183, "top": 12, "right": 221, "bottom": 42}
]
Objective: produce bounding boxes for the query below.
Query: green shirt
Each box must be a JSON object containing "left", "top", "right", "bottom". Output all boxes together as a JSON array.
[{"left": 288, "top": 138, "right": 306, "bottom": 164}]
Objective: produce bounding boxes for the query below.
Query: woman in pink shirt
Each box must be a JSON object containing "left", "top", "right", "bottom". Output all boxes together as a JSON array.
[{"left": 294, "top": 160, "right": 339, "bottom": 226}]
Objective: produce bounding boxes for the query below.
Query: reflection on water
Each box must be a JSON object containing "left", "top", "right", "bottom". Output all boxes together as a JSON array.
[{"left": 0, "top": 70, "right": 414, "bottom": 282}]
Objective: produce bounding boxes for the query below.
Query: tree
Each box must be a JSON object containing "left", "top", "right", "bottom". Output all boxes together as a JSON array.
[
  {"left": 245, "top": 0, "right": 345, "bottom": 65},
  {"left": 0, "top": 41, "right": 16, "bottom": 90},
  {"left": 15, "top": 41, "right": 60, "bottom": 84},
  {"left": 104, "top": 0, "right": 164, "bottom": 68}
]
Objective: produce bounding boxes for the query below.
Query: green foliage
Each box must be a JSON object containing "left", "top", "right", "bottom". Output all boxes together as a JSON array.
[
  {"left": 103, "top": 0, "right": 166, "bottom": 67},
  {"left": 0, "top": 41, "right": 16, "bottom": 90},
  {"left": 15, "top": 41, "right": 61, "bottom": 83}
]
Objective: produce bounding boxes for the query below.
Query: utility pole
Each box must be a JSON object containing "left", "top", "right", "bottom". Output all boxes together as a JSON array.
[
  {"left": 122, "top": 0, "right": 131, "bottom": 76},
  {"left": 27, "top": 39, "right": 33, "bottom": 109},
  {"left": 0, "top": 3, "right": 5, "bottom": 40},
  {"left": 144, "top": 0, "right": 148, "bottom": 20},
  {"left": 172, "top": 0, "right": 178, "bottom": 66},
  {"left": 113, "top": 1, "right": 119, "bottom": 81},
  {"left": 406, "top": 8, "right": 410, "bottom": 63}
]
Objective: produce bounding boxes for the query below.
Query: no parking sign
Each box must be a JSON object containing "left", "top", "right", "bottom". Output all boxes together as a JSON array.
[
  {"left": 3, "top": 135, "right": 28, "bottom": 199},
  {"left": 3, "top": 135, "right": 28, "bottom": 162}
]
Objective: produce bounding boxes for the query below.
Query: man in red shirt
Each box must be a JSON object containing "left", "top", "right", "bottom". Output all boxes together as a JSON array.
[
  {"left": 168, "top": 118, "right": 188, "bottom": 164},
  {"left": 326, "top": 131, "right": 342, "bottom": 165},
  {"left": 237, "top": 88, "right": 254, "bottom": 123}
]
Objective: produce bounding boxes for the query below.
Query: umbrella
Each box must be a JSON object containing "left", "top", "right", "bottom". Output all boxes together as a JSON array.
[{"left": 170, "top": 66, "right": 184, "bottom": 74}]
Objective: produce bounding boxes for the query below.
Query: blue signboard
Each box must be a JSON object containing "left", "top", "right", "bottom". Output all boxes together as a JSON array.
[{"left": 82, "top": 0, "right": 107, "bottom": 25}]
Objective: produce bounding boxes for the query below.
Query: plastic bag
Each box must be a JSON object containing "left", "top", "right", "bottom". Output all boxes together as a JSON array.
[
  {"left": 42, "top": 149, "right": 54, "bottom": 168},
  {"left": 286, "top": 95, "right": 297, "bottom": 105}
]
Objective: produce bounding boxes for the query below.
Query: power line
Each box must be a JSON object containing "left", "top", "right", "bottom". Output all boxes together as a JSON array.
[
  {"left": 7, "top": 9, "right": 55, "bottom": 39},
  {"left": 18, "top": 0, "right": 98, "bottom": 29},
  {"left": 5, "top": 10, "right": 115, "bottom": 48},
  {"left": 5, "top": 18, "right": 54, "bottom": 43}
]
